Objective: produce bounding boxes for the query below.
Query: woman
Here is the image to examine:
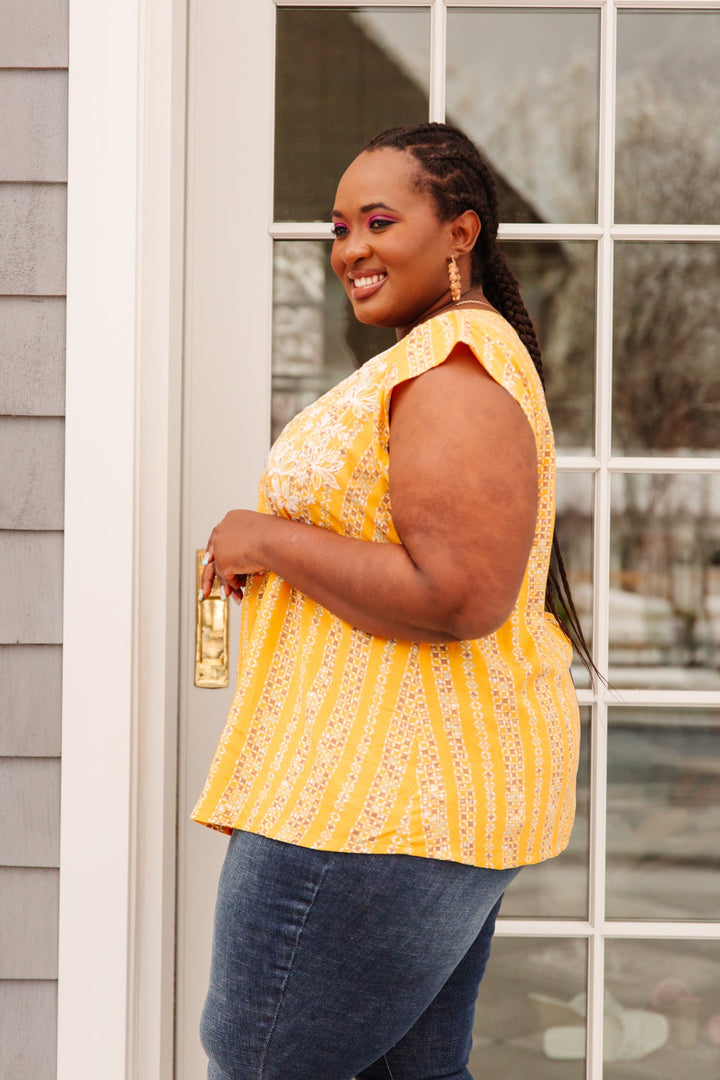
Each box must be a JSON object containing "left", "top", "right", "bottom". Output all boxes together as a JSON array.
[{"left": 195, "top": 122, "right": 582, "bottom": 1080}]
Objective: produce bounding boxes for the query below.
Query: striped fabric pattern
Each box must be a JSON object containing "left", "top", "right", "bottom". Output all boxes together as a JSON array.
[{"left": 192, "top": 310, "right": 580, "bottom": 869}]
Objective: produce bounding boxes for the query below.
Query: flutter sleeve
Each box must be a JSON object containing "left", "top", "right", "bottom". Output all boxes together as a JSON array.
[{"left": 381, "top": 308, "right": 548, "bottom": 442}]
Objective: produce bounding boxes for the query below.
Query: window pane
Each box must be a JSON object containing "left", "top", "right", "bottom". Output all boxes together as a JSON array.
[
  {"left": 472, "top": 937, "right": 587, "bottom": 1077},
  {"left": 447, "top": 9, "right": 599, "bottom": 223},
  {"left": 610, "top": 474, "right": 720, "bottom": 690},
  {"left": 271, "top": 241, "right": 394, "bottom": 441},
  {"left": 502, "top": 708, "right": 590, "bottom": 920},
  {"left": 274, "top": 8, "right": 430, "bottom": 222},
  {"left": 616, "top": 12, "right": 720, "bottom": 225},
  {"left": 605, "top": 939, "right": 720, "bottom": 1077},
  {"left": 607, "top": 708, "right": 720, "bottom": 921},
  {"left": 613, "top": 243, "right": 720, "bottom": 456},
  {"left": 503, "top": 240, "right": 595, "bottom": 453}
]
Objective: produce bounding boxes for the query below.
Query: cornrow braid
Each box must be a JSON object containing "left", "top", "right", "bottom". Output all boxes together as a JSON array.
[
  {"left": 364, "top": 124, "right": 547, "bottom": 378},
  {"left": 363, "top": 122, "right": 595, "bottom": 678},
  {"left": 482, "top": 251, "right": 545, "bottom": 385}
]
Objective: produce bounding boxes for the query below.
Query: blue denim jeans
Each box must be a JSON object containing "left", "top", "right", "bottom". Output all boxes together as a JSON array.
[{"left": 200, "top": 830, "right": 518, "bottom": 1080}]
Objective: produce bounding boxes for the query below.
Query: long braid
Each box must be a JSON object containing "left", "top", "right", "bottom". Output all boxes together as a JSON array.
[
  {"left": 482, "top": 251, "right": 545, "bottom": 383},
  {"left": 363, "top": 123, "right": 594, "bottom": 677}
]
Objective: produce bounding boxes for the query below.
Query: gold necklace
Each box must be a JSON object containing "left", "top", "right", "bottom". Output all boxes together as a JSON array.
[
  {"left": 432, "top": 297, "right": 493, "bottom": 318},
  {"left": 411, "top": 297, "right": 495, "bottom": 334}
]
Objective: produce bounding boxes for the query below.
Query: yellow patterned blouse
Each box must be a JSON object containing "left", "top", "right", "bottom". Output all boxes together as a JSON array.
[{"left": 192, "top": 309, "right": 579, "bottom": 869}]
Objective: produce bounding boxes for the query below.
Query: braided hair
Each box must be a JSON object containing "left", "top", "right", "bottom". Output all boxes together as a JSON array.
[{"left": 363, "top": 122, "right": 594, "bottom": 676}]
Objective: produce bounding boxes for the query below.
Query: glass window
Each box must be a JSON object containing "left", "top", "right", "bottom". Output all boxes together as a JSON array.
[
  {"left": 447, "top": 8, "right": 600, "bottom": 223},
  {"left": 472, "top": 937, "right": 587, "bottom": 1077},
  {"left": 274, "top": 8, "right": 430, "bottom": 221},
  {"left": 609, "top": 474, "right": 720, "bottom": 690},
  {"left": 605, "top": 939, "right": 720, "bottom": 1077},
  {"left": 616, "top": 12, "right": 720, "bottom": 225},
  {"left": 607, "top": 707, "right": 720, "bottom": 921},
  {"left": 612, "top": 243, "right": 720, "bottom": 456},
  {"left": 503, "top": 240, "right": 596, "bottom": 453}
]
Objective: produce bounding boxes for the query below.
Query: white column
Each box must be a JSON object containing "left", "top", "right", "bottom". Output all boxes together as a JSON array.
[{"left": 59, "top": 0, "right": 184, "bottom": 1076}]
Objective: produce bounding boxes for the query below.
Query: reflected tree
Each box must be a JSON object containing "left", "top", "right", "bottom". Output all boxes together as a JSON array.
[
  {"left": 481, "top": 50, "right": 720, "bottom": 455},
  {"left": 613, "top": 72, "right": 720, "bottom": 454},
  {"left": 483, "top": 49, "right": 720, "bottom": 667}
]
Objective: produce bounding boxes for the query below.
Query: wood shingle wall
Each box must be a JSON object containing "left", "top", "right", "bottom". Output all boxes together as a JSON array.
[{"left": 0, "top": 2, "right": 68, "bottom": 1076}]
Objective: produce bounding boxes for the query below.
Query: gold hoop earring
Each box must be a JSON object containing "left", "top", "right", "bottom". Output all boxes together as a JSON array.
[{"left": 447, "top": 255, "right": 462, "bottom": 303}]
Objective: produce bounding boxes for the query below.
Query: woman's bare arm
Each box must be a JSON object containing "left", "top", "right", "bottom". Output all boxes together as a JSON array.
[{"left": 201, "top": 345, "right": 538, "bottom": 642}]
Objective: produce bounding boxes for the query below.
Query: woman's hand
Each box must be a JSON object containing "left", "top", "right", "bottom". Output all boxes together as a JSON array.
[{"left": 200, "top": 509, "right": 270, "bottom": 604}]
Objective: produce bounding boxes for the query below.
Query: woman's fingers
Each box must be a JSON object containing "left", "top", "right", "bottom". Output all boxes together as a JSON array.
[
  {"left": 199, "top": 557, "right": 247, "bottom": 603},
  {"left": 200, "top": 559, "right": 216, "bottom": 598},
  {"left": 221, "top": 574, "right": 247, "bottom": 605},
  {"left": 199, "top": 533, "right": 221, "bottom": 598}
]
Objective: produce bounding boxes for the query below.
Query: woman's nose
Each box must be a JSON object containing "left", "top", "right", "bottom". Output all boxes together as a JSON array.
[{"left": 343, "top": 232, "right": 372, "bottom": 263}]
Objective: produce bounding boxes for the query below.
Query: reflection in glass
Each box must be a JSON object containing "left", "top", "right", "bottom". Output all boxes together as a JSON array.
[
  {"left": 502, "top": 708, "right": 590, "bottom": 920},
  {"left": 613, "top": 243, "right": 720, "bottom": 455},
  {"left": 447, "top": 9, "right": 599, "bottom": 223},
  {"left": 471, "top": 937, "right": 587, "bottom": 1077},
  {"left": 605, "top": 939, "right": 720, "bottom": 1077},
  {"left": 502, "top": 241, "right": 595, "bottom": 453},
  {"left": 272, "top": 241, "right": 394, "bottom": 442},
  {"left": 274, "top": 8, "right": 430, "bottom": 221},
  {"left": 609, "top": 474, "right": 720, "bottom": 689},
  {"left": 616, "top": 12, "right": 720, "bottom": 224},
  {"left": 607, "top": 709, "right": 720, "bottom": 921}
]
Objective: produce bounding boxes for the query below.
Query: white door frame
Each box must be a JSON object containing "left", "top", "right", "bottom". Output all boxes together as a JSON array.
[
  {"left": 59, "top": 0, "right": 186, "bottom": 1076},
  {"left": 174, "top": 2, "right": 276, "bottom": 1074}
]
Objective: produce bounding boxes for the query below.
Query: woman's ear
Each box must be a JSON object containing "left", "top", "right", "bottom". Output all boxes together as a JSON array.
[{"left": 451, "top": 210, "right": 481, "bottom": 257}]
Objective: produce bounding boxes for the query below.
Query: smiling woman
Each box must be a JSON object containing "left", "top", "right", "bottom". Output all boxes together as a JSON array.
[
  {"left": 330, "top": 149, "right": 480, "bottom": 335},
  {"left": 194, "top": 122, "right": 582, "bottom": 1080}
]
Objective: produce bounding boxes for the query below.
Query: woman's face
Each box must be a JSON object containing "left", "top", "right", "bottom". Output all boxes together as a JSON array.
[{"left": 330, "top": 149, "right": 455, "bottom": 334}]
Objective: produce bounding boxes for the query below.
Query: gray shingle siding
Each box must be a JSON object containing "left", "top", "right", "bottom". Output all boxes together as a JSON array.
[{"left": 0, "top": 2, "right": 68, "bottom": 1077}]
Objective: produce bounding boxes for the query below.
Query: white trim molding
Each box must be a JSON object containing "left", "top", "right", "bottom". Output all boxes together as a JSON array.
[{"left": 59, "top": 1, "right": 185, "bottom": 1077}]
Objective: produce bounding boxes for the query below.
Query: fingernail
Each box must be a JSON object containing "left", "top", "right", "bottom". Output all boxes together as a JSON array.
[
  {"left": 198, "top": 589, "right": 204, "bottom": 602},
  {"left": 201, "top": 552, "right": 210, "bottom": 566},
  {"left": 219, "top": 585, "right": 227, "bottom": 600}
]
